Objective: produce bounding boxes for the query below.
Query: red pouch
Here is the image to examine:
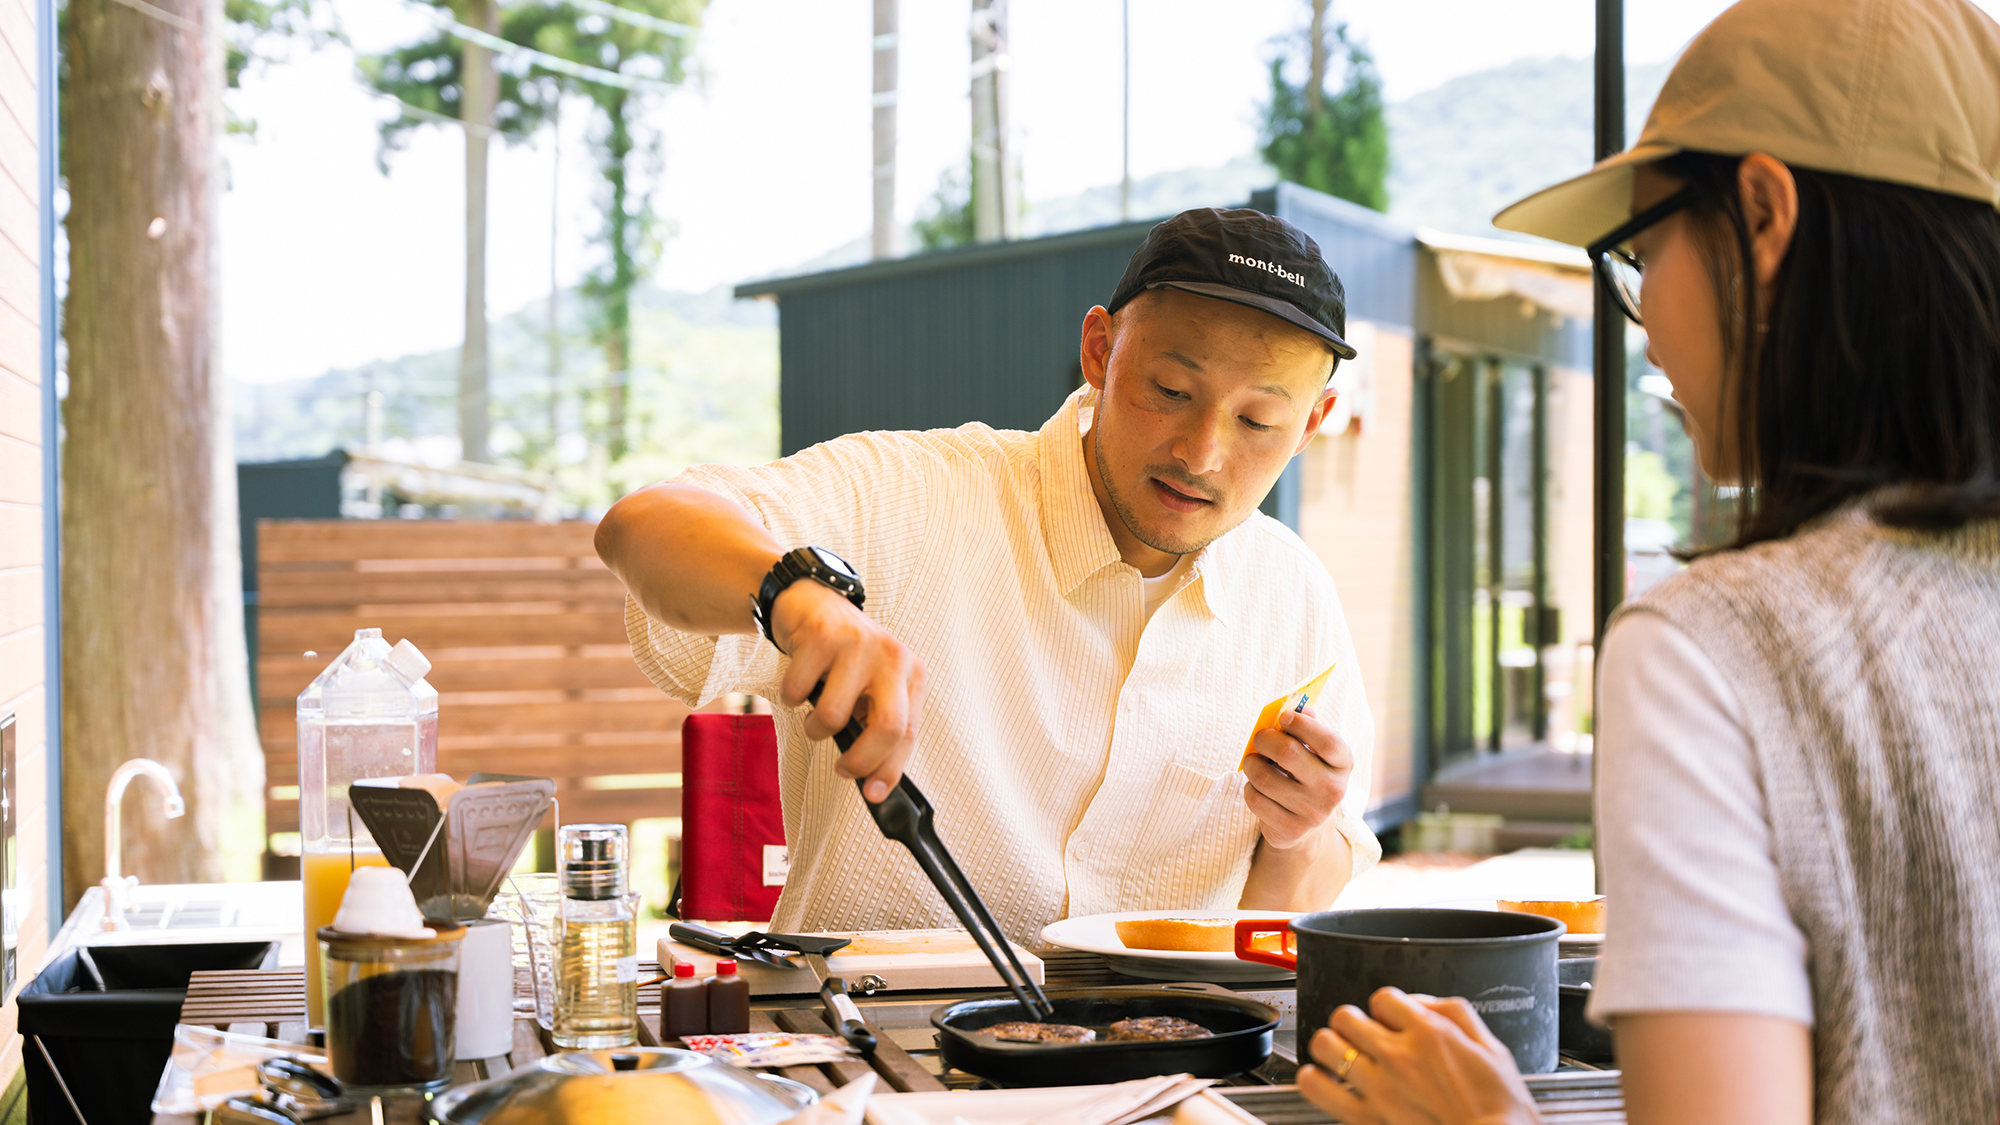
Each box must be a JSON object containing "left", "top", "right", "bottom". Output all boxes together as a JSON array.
[{"left": 677, "top": 713, "right": 787, "bottom": 922}]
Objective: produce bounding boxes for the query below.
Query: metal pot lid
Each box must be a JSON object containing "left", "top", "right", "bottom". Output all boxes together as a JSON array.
[{"left": 431, "top": 1047, "right": 816, "bottom": 1125}]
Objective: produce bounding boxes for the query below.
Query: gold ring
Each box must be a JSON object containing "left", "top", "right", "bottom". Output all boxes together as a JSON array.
[{"left": 1334, "top": 1047, "right": 1359, "bottom": 1080}]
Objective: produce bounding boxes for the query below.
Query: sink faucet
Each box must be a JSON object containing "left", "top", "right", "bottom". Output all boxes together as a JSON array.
[{"left": 101, "top": 759, "right": 186, "bottom": 931}]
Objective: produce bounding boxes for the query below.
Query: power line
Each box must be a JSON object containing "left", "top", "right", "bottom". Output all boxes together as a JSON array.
[
  {"left": 367, "top": 86, "right": 498, "bottom": 136},
  {"left": 422, "top": 5, "right": 678, "bottom": 92},
  {"left": 103, "top": 0, "right": 201, "bottom": 34},
  {"left": 560, "top": 0, "right": 695, "bottom": 40}
]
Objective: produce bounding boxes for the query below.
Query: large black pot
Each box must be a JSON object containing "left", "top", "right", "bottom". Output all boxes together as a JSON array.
[
  {"left": 1558, "top": 957, "right": 1613, "bottom": 1063},
  {"left": 1240, "top": 908, "right": 1563, "bottom": 1074}
]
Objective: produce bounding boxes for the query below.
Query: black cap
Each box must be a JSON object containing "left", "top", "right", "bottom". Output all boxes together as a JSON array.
[{"left": 1107, "top": 208, "right": 1356, "bottom": 360}]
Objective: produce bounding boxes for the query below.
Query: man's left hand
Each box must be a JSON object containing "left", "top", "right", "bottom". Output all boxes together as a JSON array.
[{"left": 1241, "top": 705, "right": 1352, "bottom": 850}]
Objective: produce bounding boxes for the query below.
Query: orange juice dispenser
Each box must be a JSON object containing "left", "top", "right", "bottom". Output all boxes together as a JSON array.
[{"left": 296, "top": 627, "right": 438, "bottom": 1030}]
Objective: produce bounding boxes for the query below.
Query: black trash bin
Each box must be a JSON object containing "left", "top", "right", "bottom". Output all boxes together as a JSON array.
[{"left": 19, "top": 940, "right": 280, "bottom": 1125}]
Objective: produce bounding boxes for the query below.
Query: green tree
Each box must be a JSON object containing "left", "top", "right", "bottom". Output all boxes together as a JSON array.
[
  {"left": 361, "top": 0, "right": 702, "bottom": 471},
  {"left": 912, "top": 165, "right": 975, "bottom": 252},
  {"left": 1258, "top": 0, "right": 1388, "bottom": 211}
]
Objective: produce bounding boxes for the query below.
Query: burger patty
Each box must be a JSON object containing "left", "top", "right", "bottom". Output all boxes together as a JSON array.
[
  {"left": 983, "top": 1021, "right": 1098, "bottom": 1044},
  {"left": 1107, "top": 1016, "right": 1214, "bottom": 1042}
]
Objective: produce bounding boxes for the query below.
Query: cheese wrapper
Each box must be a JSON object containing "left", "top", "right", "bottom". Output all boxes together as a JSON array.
[{"left": 1240, "top": 659, "right": 1338, "bottom": 769}]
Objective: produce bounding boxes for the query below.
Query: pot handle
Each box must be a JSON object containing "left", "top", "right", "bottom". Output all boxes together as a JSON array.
[{"left": 1233, "top": 919, "right": 1298, "bottom": 970}]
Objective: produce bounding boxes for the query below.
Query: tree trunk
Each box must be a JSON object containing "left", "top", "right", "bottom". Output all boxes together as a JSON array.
[
  {"left": 62, "top": 0, "right": 227, "bottom": 908},
  {"left": 968, "top": 0, "right": 1013, "bottom": 242},
  {"left": 1307, "top": 0, "right": 1328, "bottom": 120},
  {"left": 602, "top": 89, "right": 632, "bottom": 464},
  {"left": 459, "top": 0, "right": 497, "bottom": 465},
  {"left": 548, "top": 99, "right": 563, "bottom": 450},
  {"left": 870, "top": 0, "right": 897, "bottom": 260}
]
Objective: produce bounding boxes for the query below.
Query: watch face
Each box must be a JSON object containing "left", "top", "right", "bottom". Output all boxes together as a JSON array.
[{"left": 807, "top": 546, "right": 859, "bottom": 580}]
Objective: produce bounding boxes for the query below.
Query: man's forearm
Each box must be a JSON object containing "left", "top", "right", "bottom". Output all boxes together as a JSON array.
[
  {"left": 1239, "top": 821, "right": 1355, "bottom": 911},
  {"left": 595, "top": 483, "right": 783, "bottom": 636}
]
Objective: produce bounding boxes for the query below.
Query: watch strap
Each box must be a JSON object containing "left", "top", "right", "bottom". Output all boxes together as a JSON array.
[{"left": 752, "top": 547, "right": 865, "bottom": 653}]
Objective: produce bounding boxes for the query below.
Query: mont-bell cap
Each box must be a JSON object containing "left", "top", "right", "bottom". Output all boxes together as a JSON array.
[
  {"left": 1108, "top": 208, "right": 1357, "bottom": 360},
  {"left": 1495, "top": 0, "right": 2000, "bottom": 248}
]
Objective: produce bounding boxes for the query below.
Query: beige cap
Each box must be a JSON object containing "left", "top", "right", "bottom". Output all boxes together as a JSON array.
[{"left": 1494, "top": 0, "right": 2000, "bottom": 248}]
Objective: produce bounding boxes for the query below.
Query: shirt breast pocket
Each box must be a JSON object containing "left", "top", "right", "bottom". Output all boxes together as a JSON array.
[{"left": 1120, "top": 761, "right": 1261, "bottom": 906}]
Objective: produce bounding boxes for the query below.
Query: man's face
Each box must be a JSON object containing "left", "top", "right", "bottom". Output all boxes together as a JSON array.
[{"left": 1079, "top": 288, "right": 1339, "bottom": 570}]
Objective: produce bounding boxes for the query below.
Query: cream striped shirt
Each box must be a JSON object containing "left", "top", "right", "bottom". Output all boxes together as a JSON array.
[{"left": 627, "top": 387, "right": 1379, "bottom": 945}]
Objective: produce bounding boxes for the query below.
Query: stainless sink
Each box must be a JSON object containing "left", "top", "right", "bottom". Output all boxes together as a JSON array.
[{"left": 52, "top": 881, "right": 307, "bottom": 965}]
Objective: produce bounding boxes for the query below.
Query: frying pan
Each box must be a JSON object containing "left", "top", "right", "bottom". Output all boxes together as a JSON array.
[{"left": 931, "top": 983, "right": 1279, "bottom": 1087}]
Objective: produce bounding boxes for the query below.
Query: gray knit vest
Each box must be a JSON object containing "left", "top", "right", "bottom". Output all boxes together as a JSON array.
[{"left": 1615, "top": 500, "right": 2000, "bottom": 1125}]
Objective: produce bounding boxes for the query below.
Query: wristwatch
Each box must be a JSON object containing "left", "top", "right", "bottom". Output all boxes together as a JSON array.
[{"left": 752, "top": 546, "right": 866, "bottom": 653}]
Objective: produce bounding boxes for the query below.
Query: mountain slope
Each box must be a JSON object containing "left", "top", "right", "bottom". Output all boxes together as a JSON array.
[{"left": 1387, "top": 55, "right": 1670, "bottom": 239}]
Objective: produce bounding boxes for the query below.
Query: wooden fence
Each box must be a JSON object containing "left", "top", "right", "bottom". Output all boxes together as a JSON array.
[{"left": 255, "top": 519, "right": 699, "bottom": 851}]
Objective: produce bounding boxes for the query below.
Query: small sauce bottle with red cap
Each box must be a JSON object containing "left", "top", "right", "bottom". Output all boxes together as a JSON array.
[
  {"left": 661, "top": 961, "right": 708, "bottom": 1041},
  {"left": 706, "top": 959, "right": 750, "bottom": 1034}
]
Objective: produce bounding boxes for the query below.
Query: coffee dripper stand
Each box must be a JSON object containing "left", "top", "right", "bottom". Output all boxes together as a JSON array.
[{"left": 349, "top": 774, "right": 557, "bottom": 1061}]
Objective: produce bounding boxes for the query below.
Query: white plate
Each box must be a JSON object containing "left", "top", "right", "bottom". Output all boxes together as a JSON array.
[{"left": 1040, "top": 910, "right": 1300, "bottom": 982}]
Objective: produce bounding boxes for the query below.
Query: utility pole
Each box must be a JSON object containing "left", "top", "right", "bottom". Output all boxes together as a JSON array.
[
  {"left": 1591, "top": 0, "right": 1625, "bottom": 896},
  {"left": 459, "top": 0, "right": 498, "bottom": 465},
  {"left": 1308, "top": 0, "right": 1328, "bottom": 118},
  {"left": 969, "top": 0, "right": 1015, "bottom": 242},
  {"left": 1120, "top": 0, "right": 1130, "bottom": 221},
  {"left": 1592, "top": 0, "right": 1624, "bottom": 650},
  {"left": 872, "top": 0, "right": 898, "bottom": 259}
]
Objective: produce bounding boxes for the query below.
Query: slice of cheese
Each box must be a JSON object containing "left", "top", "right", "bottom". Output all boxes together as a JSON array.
[{"left": 1240, "top": 659, "right": 1338, "bottom": 770}]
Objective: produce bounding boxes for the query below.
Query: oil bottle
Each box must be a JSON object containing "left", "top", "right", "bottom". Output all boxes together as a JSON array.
[{"left": 552, "top": 824, "right": 638, "bottom": 1048}]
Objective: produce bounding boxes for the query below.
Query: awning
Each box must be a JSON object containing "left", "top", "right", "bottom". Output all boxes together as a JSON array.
[{"left": 1418, "top": 228, "right": 1595, "bottom": 323}]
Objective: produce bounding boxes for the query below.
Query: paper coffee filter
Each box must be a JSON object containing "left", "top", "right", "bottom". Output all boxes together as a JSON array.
[
  {"left": 331, "top": 866, "right": 433, "bottom": 938},
  {"left": 351, "top": 773, "right": 555, "bottom": 921}
]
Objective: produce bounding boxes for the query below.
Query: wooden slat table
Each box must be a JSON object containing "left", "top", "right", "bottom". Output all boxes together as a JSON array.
[{"left": 161, "top": 959, "right": 1624, "bottom": 1123}]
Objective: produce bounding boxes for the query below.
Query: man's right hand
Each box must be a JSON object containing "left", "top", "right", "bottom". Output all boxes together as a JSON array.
[{"left": 770, "top": 579, "right": 927, "bottom": 804}]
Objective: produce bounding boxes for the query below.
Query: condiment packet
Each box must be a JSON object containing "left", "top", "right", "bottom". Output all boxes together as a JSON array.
[
  {"left": 1240, "top": 657, "right": 1339, "bottom": 768},
  {"left": 681, "top": 1032, "right": 857, "bottom": 1067}
]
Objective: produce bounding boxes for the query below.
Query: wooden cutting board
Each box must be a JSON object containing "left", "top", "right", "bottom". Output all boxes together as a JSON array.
[{"left": 656, "top": 928, "right": 1045, "bottom": 996}]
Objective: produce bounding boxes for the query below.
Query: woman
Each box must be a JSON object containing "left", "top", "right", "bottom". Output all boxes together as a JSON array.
[{"left": 1299, "top": 0, "right": 2000, "bottom": 1123}]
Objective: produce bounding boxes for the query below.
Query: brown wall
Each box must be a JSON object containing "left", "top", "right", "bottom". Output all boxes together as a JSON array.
[
  {"left": 0, "top": 0, "right": 43, "bottom": 1084},
  {"left": 1295, "top": 323, "right": 1420, "bottom": 816}
]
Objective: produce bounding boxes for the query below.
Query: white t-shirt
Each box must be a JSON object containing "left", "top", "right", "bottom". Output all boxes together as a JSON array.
[
  {"left": 1141, "top": 555, "right": 1195, "bottom": 620},
  {"left": 1588, "top": 611, "right": 1815, "bottom": 1028}
]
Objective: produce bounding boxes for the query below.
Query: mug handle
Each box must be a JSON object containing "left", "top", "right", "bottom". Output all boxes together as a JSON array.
[{"left": 1233, "top": 919, "right": 1297, "bottom": 970}]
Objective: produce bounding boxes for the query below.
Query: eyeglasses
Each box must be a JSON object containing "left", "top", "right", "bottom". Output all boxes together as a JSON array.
[{"left": 1586, "top": 187, "right": 1696, "bottom": 327}]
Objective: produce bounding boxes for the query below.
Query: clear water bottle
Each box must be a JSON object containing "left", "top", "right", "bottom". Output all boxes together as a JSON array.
[{"left": 297, "top": 627, "right": 438, "bottom": 1029}]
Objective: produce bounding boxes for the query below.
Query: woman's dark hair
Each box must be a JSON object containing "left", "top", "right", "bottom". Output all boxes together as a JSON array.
[{"left": 1658, "top": 150, "right": 2000, "bottom": 551}]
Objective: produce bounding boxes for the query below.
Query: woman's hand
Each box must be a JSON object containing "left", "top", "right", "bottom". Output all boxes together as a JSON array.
[{"left": 1298, "top": 987, "right": 1541, "bottom": 1125}]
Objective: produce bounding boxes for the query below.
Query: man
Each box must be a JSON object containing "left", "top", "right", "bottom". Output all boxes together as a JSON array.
[{"left": 597, "top": 208, "right": 1379, "bottom": 944}]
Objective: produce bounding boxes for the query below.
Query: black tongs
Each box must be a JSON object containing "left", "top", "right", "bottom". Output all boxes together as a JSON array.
[{"left": 809, "top": 685, "right": 1054, "bottom": 1021}]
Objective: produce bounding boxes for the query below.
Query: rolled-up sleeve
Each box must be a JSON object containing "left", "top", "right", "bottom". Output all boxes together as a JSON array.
[{"left": 622, "top": 431, "right": 936, "bottom": 709}]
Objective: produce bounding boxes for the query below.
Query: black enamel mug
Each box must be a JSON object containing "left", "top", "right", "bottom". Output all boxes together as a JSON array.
[{"left": 1237, "top": 908, "right": 1563, "bottom": 1074}]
